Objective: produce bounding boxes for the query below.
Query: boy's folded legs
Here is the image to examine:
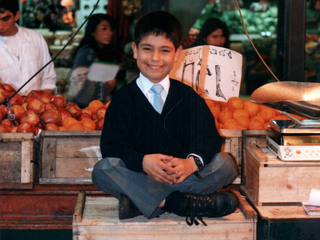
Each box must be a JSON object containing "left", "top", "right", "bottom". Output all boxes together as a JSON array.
[{"left": 93, "top": 155, "right": 238, "bottom": 225}]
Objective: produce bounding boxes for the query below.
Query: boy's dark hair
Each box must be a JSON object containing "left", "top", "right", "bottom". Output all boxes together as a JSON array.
[
  {"left": 133, "top": 11, "right": 183, "bottom": 50},
  {"left": 0, "top": 0, "right": 19, "bottom": 15}
]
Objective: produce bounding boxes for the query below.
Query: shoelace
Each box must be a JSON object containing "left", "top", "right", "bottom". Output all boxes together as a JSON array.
[{"left": 185, "top": 195, "right": 209, "bottom": 226}]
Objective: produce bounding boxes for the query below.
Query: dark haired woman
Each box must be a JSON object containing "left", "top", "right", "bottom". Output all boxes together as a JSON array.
[
  {"left": 192, "top": 17, "right": 230, "bottom": 48},
  {"left": 68, "top": 13, "right": 124, "bottom": 108}
]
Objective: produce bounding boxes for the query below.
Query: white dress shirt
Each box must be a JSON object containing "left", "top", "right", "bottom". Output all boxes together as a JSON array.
[
  {"left": 136, "top": 73, "right": 169, "bottom": 106},
  {"left": 0, "top": 24, "right": 56, "bottom": 95}
]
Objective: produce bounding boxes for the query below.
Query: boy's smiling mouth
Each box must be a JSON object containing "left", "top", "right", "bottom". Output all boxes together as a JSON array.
[{"left": 149, "top": 65, "right": 162, "bottom": 70}]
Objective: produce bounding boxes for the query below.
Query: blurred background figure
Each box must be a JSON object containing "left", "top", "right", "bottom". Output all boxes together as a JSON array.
[
  {"left": 68, "top": 13, "right": 124, "bottom": 108},
  {"left": 192, "top": 17, "right": 230, "bottom": 48},
  {"left": 34, "top": 6, "right": 57, "bottom": 31}
]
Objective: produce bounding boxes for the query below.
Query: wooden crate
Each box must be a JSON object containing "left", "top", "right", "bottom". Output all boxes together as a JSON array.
[
  {"left": 39, "top": 131, "right": 102, "bottom": 185},
  {"left": 220, "top": 129, "right": 242, "bottom": 165},
  {"left": 219, "top": 129, "right": 242, "bottom": 184},
  {"left": 72, "top": 190, "right": 257, "bottom": 240},
  {"left": 242, "top": 144, "right": 320, "bottom": 205},
  {"left": 242, "top": 130, "right": 268, "bottom": 184},
  {"left": 0, "top": 133, "right": 35, "bottom": 189}
]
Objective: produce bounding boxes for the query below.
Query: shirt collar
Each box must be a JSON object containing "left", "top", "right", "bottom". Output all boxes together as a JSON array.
[{"left": 137, "top": 73, "right": 170, "bottom": 96}]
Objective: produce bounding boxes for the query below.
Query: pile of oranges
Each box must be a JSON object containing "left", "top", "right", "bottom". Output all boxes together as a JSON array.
[{"left": 205, "top": 97, "right": 306, "bottom": 130}]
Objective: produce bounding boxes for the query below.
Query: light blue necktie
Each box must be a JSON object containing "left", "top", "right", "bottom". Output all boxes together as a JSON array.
[{"left": 150, "top": 84, "right": 164, "bottom": 113}]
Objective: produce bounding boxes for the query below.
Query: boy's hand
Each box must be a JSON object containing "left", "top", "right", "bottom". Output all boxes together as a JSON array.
[
  {"left": 166, "top": 157, "right": 198, "bottom": 184},
  {"left": 142, "top": 154, "right": 177, "bottom": 184}
]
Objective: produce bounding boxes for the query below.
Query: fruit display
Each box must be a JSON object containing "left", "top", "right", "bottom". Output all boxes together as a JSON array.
[
  {"left": 0, "top": 83, "right": 109, "bottom": 135},
  {"left": 205, "top": 97, "right": 307, "bottom": 130}
]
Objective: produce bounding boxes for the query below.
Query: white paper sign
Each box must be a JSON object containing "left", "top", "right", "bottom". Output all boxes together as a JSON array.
[
  {"left": 88, "top": 61, "right": 120, "bottom": 82},
  {"left": 169, "top": 45, "right": 243, "bottom": 102}
]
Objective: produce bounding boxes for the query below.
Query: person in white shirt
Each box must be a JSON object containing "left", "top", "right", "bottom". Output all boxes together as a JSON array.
[{"left": 0, "top": 0, "right": 56, "bottom": 95}]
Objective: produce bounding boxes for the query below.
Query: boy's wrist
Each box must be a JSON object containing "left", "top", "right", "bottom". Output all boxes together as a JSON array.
[{"left": 187, "top": 153, "right": 204, "bottom": 171}]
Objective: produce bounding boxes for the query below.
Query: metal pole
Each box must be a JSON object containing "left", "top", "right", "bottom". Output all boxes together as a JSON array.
[{"left": 276, "top": 0, "right": 306, "bottom": 81}]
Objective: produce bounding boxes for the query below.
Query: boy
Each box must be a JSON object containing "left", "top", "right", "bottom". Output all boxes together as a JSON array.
[
  {"left": 92, "top": 11, "right": 237, "bottom": 226},
  {"left": 0, "top": 0, "right": 56, "bottom": 95}
]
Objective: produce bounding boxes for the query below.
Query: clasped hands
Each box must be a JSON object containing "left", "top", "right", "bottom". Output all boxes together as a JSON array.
[{"left": 142, "top": 154, "right": 198, "bottom": 185}]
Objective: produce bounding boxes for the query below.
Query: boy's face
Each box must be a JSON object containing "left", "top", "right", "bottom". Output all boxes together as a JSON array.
[
  {"left": 132, "top": 34, "right": 182, "bottom": 83},
  {"left": 0, "top": 10, "right": 19, "bottom": 37}
]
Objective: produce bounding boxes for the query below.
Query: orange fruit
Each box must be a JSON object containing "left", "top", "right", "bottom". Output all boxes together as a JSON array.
[
  {"left": 260, "top": 107, "right": 276, "bottom": 122},
  {"left": 59, "top": 126, "right": 67, "bottom": 131},
  {"left": 82, "top": 107, "right": 92, "bottom": 117},
  {"left": 243, "top": 100, "right": 260, "bottom": 118},
  {"left": 209, "top": 106, "right": 221, "bottom": 119},
  {"left": 67, "top": 122, "right": 84, "bottom": 131},
  {"left": 249, "top": 118, "right": 264, "bottom": 129},
  {"left": 218, "top": 109, "right": 233, "bottom": 124},
  {"left": 62, "top": 116, "right": 79, "bottom": 128},
  {"left": 81, "top": 118, "right": 96, "bottom": 130},
  {"left": 227, "top": 97, "right": 243, "bottom": 112},
  {"left": 233, "top": 109, "right": 249, "bottom": 119},
  {"left": 88, "top": 100, "right": 104, "bottom": 114},
  {"left": 235, "top": 116, "right": 250, "bottom": 129},
  {"left": 250, "top": 115, "right": 265, "bottom": 124},
  {"left": 219, "top": 101, "right": 228, "bottom": 110},
  {"left": 236, "top": 125, "right": 247, "bottom": 130},
  {"left": 205, "top": 99, "right": 216, "bottom": 108},
  {"left": 223, "top": 119, "right": 239, "bottom": 129}
]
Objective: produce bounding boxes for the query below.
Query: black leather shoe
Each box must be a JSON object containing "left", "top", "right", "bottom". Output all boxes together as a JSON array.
[
  {"left": 179, "top": 191, "right": 238, "bottom": 226},
  {"left": 118, "top": 194, "right": 142, "bottom": 220}
]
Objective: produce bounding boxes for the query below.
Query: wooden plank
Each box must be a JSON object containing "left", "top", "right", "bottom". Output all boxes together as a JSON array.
[
  {"left": 21, "top": 141, "right": 32, "bottom": 183},
  {"left": 0, "top": 182, "right": 33, "bottom": 189},
  {"left": 40, "top": 130, "right": 101, "bottom": 138},
  {"left": 39, "top": 178, "right": 92, "bottom": 185},
  {"left": 244, "top": 146, "right": 261, "bottom": 205},
  {"left": 219, "top": 129, "right": 242, "bottom": 138},
  {"left": 0, "top": 162, "right": 21, "bottom": 182},
  {"left": 255, "top": 204, "right": 320, "bottom": 220},
  {"left": 73, "top": 190, "right": 86, "bottom": 224},
  {"left": 73, "top": 191, "right": 257, "bottom": 240},
  {"left": 55, "top": 138, "right": 101, "bottom": 158},
  {"left": 259, "top": 165, "right": 320, "bottom": 203},
  {"left": 0, "top": 132, "right": 34, "bottom": 142},
  {"left": 55, "top": 158, "right": 99, "bottom": 178},
  {"left": 246, "top": 144, "right": 268, "bottom": 164},
  {"left": 0, "top": 141, "right": 21, "bottom": 162},
  {"left": 41, "top": 137, "right": 57, "bottom": 178}
]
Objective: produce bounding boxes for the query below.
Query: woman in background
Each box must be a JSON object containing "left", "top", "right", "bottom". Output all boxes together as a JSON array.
[
  {"left": 192, "top": 17, "right": 230, "bottom": 48},
  {"left": 69, "top": 13, "right": 124, "bottom": 108}
]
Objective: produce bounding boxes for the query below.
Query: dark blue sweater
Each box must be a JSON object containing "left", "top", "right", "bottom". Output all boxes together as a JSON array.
[{"left": 100, "top": 78, "right": 222, "bottom": 172}]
